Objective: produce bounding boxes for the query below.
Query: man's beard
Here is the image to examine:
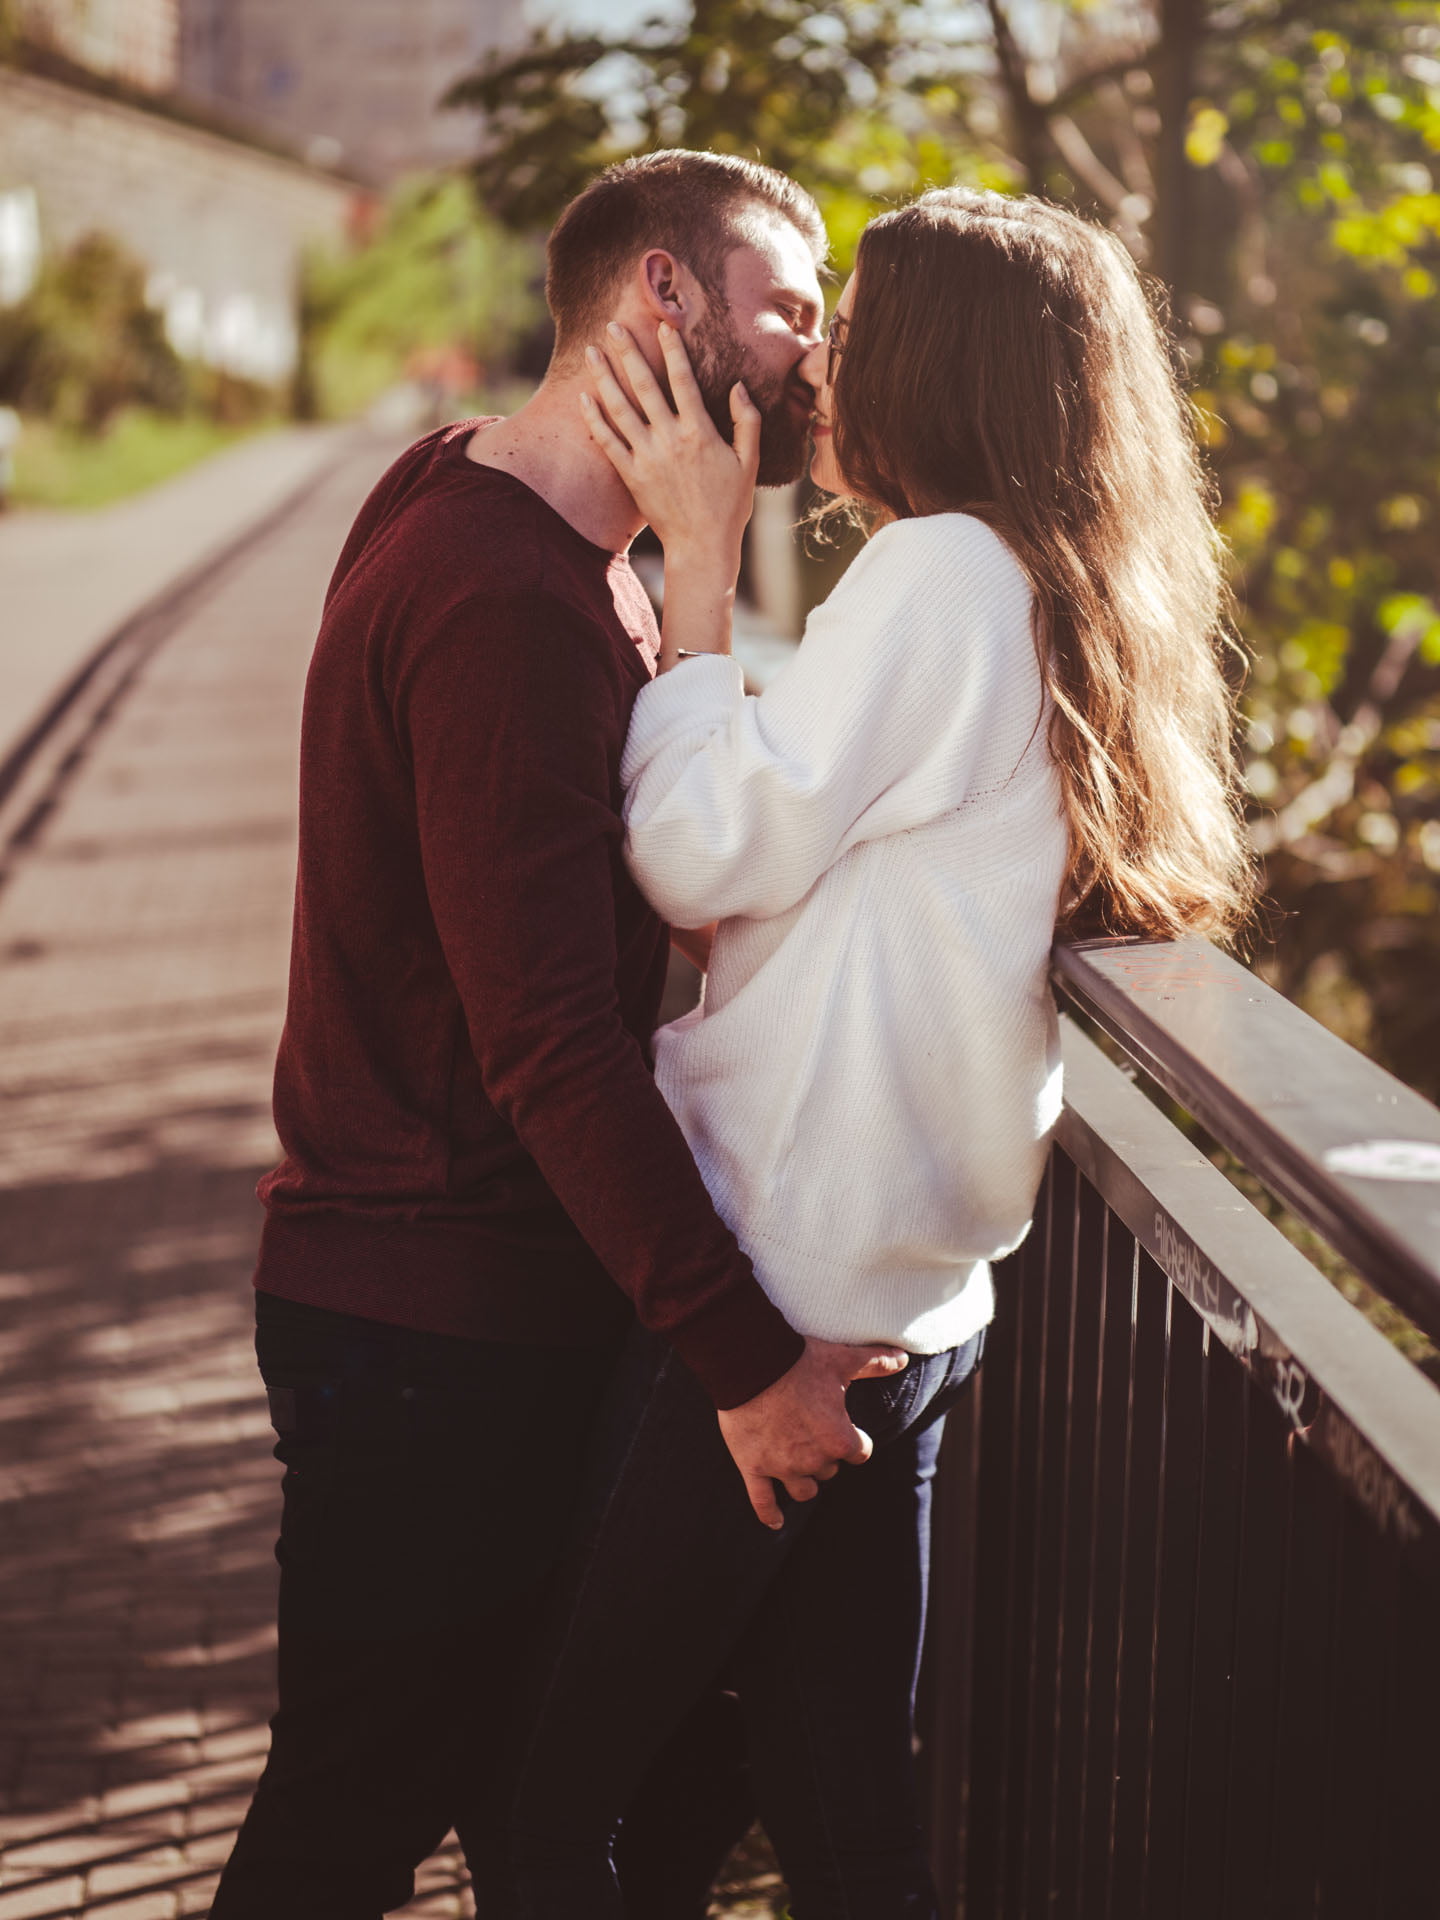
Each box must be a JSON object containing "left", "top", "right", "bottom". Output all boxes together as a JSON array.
[{"left": 687, "top": 308, "right": 811, "bottom": 488}]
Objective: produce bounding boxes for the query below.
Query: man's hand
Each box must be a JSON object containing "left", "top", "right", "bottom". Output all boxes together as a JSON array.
[{"left": 717, "top": 1338, "right": 909, "bottom": 1529}]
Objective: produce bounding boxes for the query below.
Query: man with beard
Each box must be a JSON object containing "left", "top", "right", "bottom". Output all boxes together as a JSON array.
[{"left": 212, "top": 151, "right": 906, "bottom": 1917}]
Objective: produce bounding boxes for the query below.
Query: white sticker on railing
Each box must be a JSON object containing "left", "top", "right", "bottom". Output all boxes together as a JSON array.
[{"left": 1322, "top": 1140, "right": 1440, "bottom": 1182}]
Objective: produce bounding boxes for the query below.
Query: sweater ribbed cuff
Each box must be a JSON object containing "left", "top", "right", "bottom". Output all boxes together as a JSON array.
[{"left": 665, "top": 1274, "right": 807, "bottom": 1410}]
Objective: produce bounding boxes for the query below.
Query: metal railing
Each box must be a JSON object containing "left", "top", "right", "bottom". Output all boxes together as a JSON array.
[{"left": 920, "top": 937, "right": 1440, "bottom": 1920}]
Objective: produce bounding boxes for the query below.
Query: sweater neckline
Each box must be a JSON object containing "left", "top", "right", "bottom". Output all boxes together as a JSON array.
[{"left": 443, "top": 418, "right": 635, "bottom": 570}]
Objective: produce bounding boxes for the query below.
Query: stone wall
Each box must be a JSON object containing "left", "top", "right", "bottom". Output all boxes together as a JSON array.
[{"left": 0, "top": 68, "right": 357, "bottom": 382}]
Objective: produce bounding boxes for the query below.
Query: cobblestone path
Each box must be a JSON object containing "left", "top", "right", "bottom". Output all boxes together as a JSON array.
[{"left": 0, "top": 437, "right": 475, "bottom": 1918}]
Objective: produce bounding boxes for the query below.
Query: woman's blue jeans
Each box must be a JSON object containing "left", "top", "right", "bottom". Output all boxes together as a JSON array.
[{"left": 510, "top": 1323, "right": 984, "bottom": 1920}]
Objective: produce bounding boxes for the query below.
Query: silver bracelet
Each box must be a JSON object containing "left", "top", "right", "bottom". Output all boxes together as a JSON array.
[{"left": 674, "top": 649, "right": 707, "bottom": 659}]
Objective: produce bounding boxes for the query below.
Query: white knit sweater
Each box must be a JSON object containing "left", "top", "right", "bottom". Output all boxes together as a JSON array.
[{"left": 620, "top": 512, "right": 1069, "bottom": 1354}]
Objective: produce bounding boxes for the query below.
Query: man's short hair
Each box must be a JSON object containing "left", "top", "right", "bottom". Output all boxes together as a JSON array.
[{"left": 545, "top": 150, "right": 827, "bottom": 359}]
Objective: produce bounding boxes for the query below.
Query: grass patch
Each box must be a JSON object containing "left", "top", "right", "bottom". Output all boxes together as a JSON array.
[{"left": 9, "top": 409, "right": 272, "bottom": 510}]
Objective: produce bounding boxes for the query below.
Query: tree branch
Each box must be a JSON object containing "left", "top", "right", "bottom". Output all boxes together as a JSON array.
[
  {"left": 983, "top": 0, "right": 1052, "bottom": 189},
  {"left": 1047, "top": 113, "right": 1135, "bottom": 216},
  {"left": 1050, "top": 47, "right": 1157, "bottom": 119},
  {"left": 1250, "top": 622, "right": 1423, "bottom": 854},
  {"left": 1095, "top": 77, "right": 1157, "bottom": 200}
]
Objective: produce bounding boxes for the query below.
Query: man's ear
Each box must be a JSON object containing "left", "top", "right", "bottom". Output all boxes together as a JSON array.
[{"left": 638, "top": 248, "right": 698, "bottom": 326}]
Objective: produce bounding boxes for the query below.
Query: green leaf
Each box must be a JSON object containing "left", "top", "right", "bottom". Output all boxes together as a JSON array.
[{"left": 1379, "top": 593, "right": 1440, "bottom": 664}]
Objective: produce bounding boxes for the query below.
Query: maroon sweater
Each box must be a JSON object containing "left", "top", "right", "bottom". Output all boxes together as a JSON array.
[{"left": 255, "top": 423, "right": 804, "bottom": 1408}]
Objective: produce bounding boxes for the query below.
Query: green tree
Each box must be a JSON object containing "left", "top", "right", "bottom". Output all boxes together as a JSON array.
[
  {"left": 299, "top": 174, "right": 543, "bottom": 420},
  {"left": 446, "top": 0, "right": 1005, "bottom": 265},
  {"left": 914, "top": 2, "right": 1440, "bottom": 1088},
  {"left": 453, "top": 0, "right": 1440, "bottom": 1096},
  {"left": 0, "top": 231, "right": 185, "bottom": 432}
]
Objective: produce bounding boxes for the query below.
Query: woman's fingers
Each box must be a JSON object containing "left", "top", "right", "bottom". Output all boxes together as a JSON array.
[
  {"left": 579, "top": 392, "right": 633, "bottom": 474},
  {"left": 730, "top": 381, "right": 761, "bottom": 479},
  {"left": 658, "top": 322, "right": 710, "bottom": 427},
  {"left": 584, "top": 345, "right": 648, "bottom": 446},
  {"left": 605, "top": 322, "right": 672, "bottom": 424},
  {"left": 591, "top": 323, "right": 758, "bottom": 482}
]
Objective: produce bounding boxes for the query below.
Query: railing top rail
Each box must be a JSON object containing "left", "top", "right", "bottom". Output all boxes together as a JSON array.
[
  {"left": 1053, "top": 936, "right": 1440, "bottom": 1345},
  {"left": 1056, "top": 1018, "right": 1440, "bottom": 1570}
]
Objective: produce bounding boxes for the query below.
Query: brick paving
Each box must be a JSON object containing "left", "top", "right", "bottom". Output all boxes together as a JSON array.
[{"left": 0, "top": 436, "right": 474, "bottom": 1918}]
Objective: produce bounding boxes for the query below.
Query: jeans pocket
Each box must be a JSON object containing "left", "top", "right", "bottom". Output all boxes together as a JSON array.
[
  {"left": 908, "top": 1330, "right": 986, "bottom": 1437},
  {"left": 846, "top": 1360, "right": 924, "bottom": 1448}
]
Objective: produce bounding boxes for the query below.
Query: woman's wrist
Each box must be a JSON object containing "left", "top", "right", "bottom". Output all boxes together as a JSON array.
[
  {"left": 659, "top": 628, "right": 733, "bottom": 670},
  {"left": 662, "top": 539, "right": 743, "bottom": 592},
  {"left": 656, "top": 544, "right": 739, "bottom": 669}
]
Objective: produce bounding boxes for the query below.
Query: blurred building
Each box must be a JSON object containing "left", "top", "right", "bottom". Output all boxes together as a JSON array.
[
  {"left": 0, "top": 0, "right": 533, "bottom": 395},
  {"left": 0, "top": 0, "right": 357, "bottom": 389},
  {"left": 177, "top": 0, "right": 530, "bottom": 185},
  {"left": 11, "top": 0, "right": 181, "bottom": 95}
]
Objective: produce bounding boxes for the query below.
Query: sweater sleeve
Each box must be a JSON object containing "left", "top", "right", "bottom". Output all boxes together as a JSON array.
[
  {"left": 395, "top": 590, "right": 805, "bottom": 1408},
  {"left": 621, "top": 514, "right": 1036, "bottom": 925}
]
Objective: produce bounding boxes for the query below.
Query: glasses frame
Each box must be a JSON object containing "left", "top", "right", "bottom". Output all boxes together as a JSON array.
[{"left": 826, "top": 311, "right": 847, "bottom": 388}]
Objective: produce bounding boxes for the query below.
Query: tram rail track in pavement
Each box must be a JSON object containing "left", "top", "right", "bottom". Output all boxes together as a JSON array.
[
  {"left": 0, "top": 435, "right": 362, "bottom": 900},
  {"left": 0, "top": 432, "right": 480, "bottom": 1920}
]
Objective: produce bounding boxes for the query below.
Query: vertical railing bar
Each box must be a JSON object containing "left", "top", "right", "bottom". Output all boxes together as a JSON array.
[
  {"left": 1297, "top": 1451, "right": 1344, "bottom": 1920},
  {"left": 1314, "top": 1495, "right": 1345, "bottom": 1920},
  {"left": 1373, "top": 1544, "right": 1400, "bottom": 1918},
  {"left": 957, "top": 1221, "right": 1031, "bottom": 1917},
  {"left": 1136, "top": 1280, "right": 1176, "bottom": 1915},
  {"left": 1223, "top": 1374, "right": 1292, "bottom": 1911},
  {"left": 990, "top": 1162, "right": 1047, "bottom": 1918},
  {"left": 1043, "top": 1163, "right": 1086, "bottom": 1897},
  {"left": 1146, "top": 1292, "right": 1210, "bottom": 1920},
  {"left": 1175, "top": 1320, "right": 1211, "bottom": 1897},
  {"left": 1099, "top": 1236, "right": 1141, "bottom": 1920},
  {"left": 1313, "top": 1491, "right": 1384, "bottom": 1919},
  {"left": 1071, "top": 1203, "right": 1111, "bottom": 1907},
  {"left": 1259, "top": 1438, "right": 1297, "bottom": 1910},
  {"left": 988, "top": 1217, "right": 1027, "bottom": 1909},
  {"left": 1014, "top": 1163, "right": 1059, "bottom": 1915},
  {"left": 1216, "top": 1378, "right": 1256, "bottom": 1917},
  {"left": 1311, "top": 1531, "right": 1331, "bottom": 1920}
]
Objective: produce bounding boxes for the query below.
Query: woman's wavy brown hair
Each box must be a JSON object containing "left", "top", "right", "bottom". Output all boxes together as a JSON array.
[{"left": 832, "top": 188, "right": 1255, "bottom": 943}]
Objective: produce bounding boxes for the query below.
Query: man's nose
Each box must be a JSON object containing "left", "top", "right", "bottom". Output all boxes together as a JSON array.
[{"left": 797, "top": 335, "right": 828, "bottom": 393}]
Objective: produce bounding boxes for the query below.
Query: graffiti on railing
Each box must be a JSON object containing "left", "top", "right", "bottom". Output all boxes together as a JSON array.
[
  {"left": 1151, "top": 1208, "right": 1426, "bottom": 1550},
  {"left": 1317, "top": 1406, "right": 1425, "bottom": 1548},
  {"left": 1271, "top": 1356, "right": 1316, "bottom": 1427},
  {"left": 1151, "top": 1208, "right": 1256, "bottom": 1353}
]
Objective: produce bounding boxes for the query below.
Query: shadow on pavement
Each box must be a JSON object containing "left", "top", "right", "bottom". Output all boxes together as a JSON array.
[{"left": 0, "top": 438, "right": 474, "bottom": 1916}]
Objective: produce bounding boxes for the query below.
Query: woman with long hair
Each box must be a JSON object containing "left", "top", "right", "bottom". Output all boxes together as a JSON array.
[{"left": 508, "top": 187, "right": 1254, "bottom": 1919}]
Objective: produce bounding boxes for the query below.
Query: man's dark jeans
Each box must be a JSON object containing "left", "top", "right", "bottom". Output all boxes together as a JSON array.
[
  {"left": 209, "top": 1294, "right": 753, "bottom": 1920},
  {"left": 510, "top": 1323, "right": 985, "bottom": 1920}
]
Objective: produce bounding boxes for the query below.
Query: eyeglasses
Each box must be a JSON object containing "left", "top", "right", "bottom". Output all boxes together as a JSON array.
[{"left": 826, "top": 311, "right": 847, "bottom": 388}]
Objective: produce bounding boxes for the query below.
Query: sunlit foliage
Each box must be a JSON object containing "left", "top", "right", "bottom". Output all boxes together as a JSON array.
[
  {"left": 298, "top": 175, "right": 543, "bottom": 421},
  {"left": 455, "top": 0, "right": 1440, "bottom": 1096}
]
